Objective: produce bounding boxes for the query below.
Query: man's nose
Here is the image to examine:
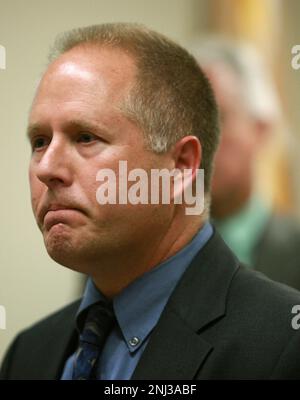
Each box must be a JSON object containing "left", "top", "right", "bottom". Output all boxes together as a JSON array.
[{"left": 35, "top": 138, "right": 73, "bottom": 188}]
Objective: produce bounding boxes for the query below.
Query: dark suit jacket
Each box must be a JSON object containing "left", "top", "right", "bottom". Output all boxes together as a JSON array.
[
  {"left": 254, "top": 214, "right": 300, "bottom": 291},
  {"left": 2, "top": 230, "right": 300, "bottom": 379}
]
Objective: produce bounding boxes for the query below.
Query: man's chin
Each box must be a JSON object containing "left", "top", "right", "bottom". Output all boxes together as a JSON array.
[{"left": 43, "top": 226, "right": 81, "bottom": 268}]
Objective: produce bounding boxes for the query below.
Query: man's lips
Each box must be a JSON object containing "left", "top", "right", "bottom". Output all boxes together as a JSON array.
[
  {"left": 39, "top": 204, "right": 85, "bottom": 230},
  {"left": 43, "top": 208, "right": 83, "bottom": 230}
]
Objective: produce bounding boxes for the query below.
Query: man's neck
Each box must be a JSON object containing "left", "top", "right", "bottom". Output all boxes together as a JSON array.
[{"left": 91, "top": 215, "right": 205, "bottom": 299}]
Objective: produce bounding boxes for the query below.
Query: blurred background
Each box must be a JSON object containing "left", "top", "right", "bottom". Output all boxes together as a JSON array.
[{"left": 1, "top": 0, "right": 300, "bottom": 362}]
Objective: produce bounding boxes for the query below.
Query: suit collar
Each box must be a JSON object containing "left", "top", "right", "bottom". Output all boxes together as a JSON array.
[
  {"left": 131, "top": 229, "right": 240, "bottom": 379},
  {"left": 168, "top": 228, "right": 240, "bottom": 332}
]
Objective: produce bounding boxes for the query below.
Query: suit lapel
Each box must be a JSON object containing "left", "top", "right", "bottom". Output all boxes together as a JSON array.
[
  {"left": 131, "top": 310, "right": 213, "bottom": 379},
  {"left": 132, "top": 230, "right": 240, "bottom": 379}
]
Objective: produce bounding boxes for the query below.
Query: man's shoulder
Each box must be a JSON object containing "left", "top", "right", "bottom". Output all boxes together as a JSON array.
[
  {"left": 36, "top": 299, "right": 81, "bottom": 327},
  {"left": 185, "top": 229, "right": 300, "bottom": 341},
  {"left": 169, "top": 229, "right": 300, "bottom": 338},
  {"left": 192, "top": 227, "right": 300, "bottom": 303},
  {"left": 232, "top": 263, "right": 300, "bottom": 309},
  {"left": 20, "top": 298, "right": 81, "bottom": 339},
  {"left": 224, "top": 264, "right": 300, "bottom": 350},
  {"left": 189, "top": 251, "right": 300, "bottom": 379},
  {"left": 0, "top": 299, "right": 81, "bottom": 380}
]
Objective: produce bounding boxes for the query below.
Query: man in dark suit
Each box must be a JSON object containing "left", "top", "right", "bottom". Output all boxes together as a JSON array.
[
  {"left": 191, "top": 38, "right": 300, "bottom": 291},
  {"left": 2, "top": 23, "right": 300, "bottom": 380}
]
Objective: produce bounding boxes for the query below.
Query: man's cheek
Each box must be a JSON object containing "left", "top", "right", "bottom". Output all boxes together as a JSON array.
[{"left": 29, "top": 183, "right": 43, "bottom": 221}]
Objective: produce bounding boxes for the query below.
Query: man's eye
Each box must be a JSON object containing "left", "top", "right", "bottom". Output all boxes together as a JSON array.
[
  {"left": 77, "top": 133, "right": 96, "bottom": 143},
  {"left": 32, "top": 137, "right": 48, "bottom": 150}
]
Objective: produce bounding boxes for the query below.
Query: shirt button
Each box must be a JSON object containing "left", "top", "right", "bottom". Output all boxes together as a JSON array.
[{"left": 129, "top": 337, "right": 140, "bottom": 346}]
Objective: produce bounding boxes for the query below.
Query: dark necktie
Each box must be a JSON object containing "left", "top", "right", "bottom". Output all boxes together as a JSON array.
[{"left": 72, "top": 301, "right": 115, "bottom": 380}]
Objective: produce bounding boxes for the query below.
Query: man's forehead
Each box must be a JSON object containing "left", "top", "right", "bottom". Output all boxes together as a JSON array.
[
  {"left": 31, "top": 45, "right": 137, "bottom": 108},
  {"left": 54, "top": 61, "right": 95, "bottom": 80},
  {"left": 29, "top": 45, "right": 137, "bottom": 119},
  {"left": 45, "top": 45, "right": 137, "bottom": 81}
]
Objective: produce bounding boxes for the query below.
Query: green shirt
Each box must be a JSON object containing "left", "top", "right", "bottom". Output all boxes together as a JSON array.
[{"left": 214, "top": 196, "right": 271, "bottom": 266}]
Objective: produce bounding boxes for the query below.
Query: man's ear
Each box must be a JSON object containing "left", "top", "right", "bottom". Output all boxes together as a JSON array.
[
  {"left": 171, "top": 136, "right": 202, "bottom": 181},
  {"left": 169, "top": 136, "right": 204, "bottom": 212}
]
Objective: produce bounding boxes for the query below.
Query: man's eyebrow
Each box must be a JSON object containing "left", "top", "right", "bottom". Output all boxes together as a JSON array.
[
  {"left": 26, "top": 119, "right": 109, "bottom": 140},
  {"left": 26, "top": 123, "right": 44, "bottom": 141},
  {"left": 65, "top": 119, "right": 112, "bottom": 138},
  {"left": 66, "top": 119, "right": 102, "bottom": 132}
]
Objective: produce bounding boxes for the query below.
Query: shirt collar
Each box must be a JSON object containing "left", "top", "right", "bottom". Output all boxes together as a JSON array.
[{"left": 77, "top": 222, "right": 213, "bottom": 352}]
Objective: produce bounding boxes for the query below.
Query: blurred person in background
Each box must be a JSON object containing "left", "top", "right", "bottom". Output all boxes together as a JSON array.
[{"left": 192, "top": 38, "right": 300, "bottom": 290}]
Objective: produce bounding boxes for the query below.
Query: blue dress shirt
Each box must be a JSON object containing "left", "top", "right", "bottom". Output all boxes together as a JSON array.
[{"left": 61, "top": 222, "right": 213, "bottom": 380}]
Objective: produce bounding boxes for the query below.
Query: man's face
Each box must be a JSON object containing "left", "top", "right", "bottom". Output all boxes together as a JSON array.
[
  {"left": 205, "top": 64, "right": 262, "bottom": 213},
  {"left": 28, "top": 46, "right": 174, "bottom": 272}
]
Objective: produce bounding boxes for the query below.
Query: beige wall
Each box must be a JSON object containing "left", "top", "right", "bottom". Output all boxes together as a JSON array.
[{"left": 0, "top": 0, "right": 206, "bottom": 363}]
